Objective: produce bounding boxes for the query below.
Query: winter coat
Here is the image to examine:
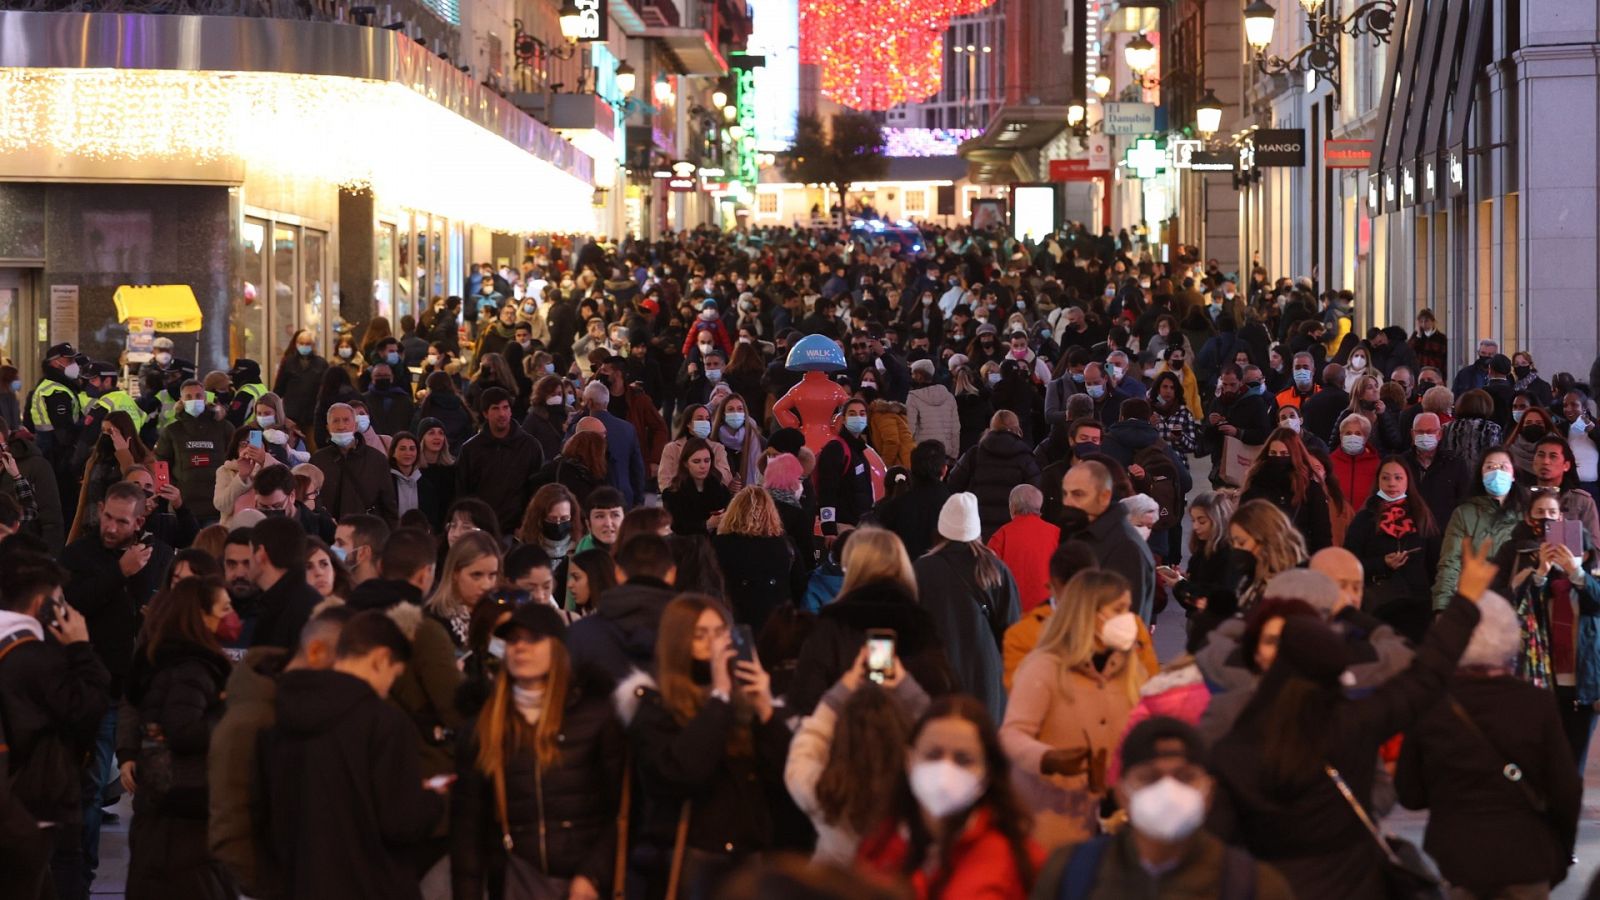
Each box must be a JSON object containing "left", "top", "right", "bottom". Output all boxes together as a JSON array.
[
  {"left": 1328, "top": 444, "right": 1381, "bottom": 506},
  {"left": 0, "top": 436, "right": 65, "bottom": 550},
  {"left": 873, "top": 480, "right": 950, "bottom": 563},
  {"left": 914, "top": 542, "right": 1019, "bottom": 716},
  {"left": 154, "top": 411, "right": 235, "bottom": 519},
  {"left": 1433, "top": 496, "right": 1522, "bottom": 609},
  {"left": 528, "top": 454, "right": 604, "bottom": 505},
  {"left": 521, "top": 404, "right": 569, "bottom": 462},
  {"left": 1405, "top": 449, "right": 1475, "bottom": 533},
  {"left": 1207, "top": 596, "right": 1480, "bottom": 900},
  {"left": 867, "top": 400, "right": 914, "bottom": 470},
  {"left": 272, "top": 354, "right": 328, "bottom": 429},
  {"left": 1105, "top": 663, "right": 1210, "bottom": 785},
  {"left": 1075, "top": 504, "right": 1158, "bottom": 623},
  {"left": 362, "top": 385, "right": 414, "bottom": 437},
  {"left": 1240, "top": 475, "right": 1335, "bottom": 555},
  {"left": 311, "top": 442, "right": 398, "bottom": 524},
  {"left": 63, "top": 533, "right": 173, "bottom": 698},
  {"left": 858, "top": 807, "right": 1043, "bottom": 900},
  {"left": 988, "top": 513, "right": 1060, "bottom": 613},
  {"left": 208, "top": 647, "right": 289, "bottom": 898},
  {"left": 1395, "top": 674, "right": 1580, "bottom": 894},
  {"left": 786, "top": 580, "right": 957, "bottom": 715},
  {"left": 663, "top": 477, "right": 734, "bottom": 537},
  {"left": 657, "top": 437, "right": 733, "bottom": 491},
  {"left": 712, "top": 532, "right": 795, "bottom": 632},
  {"left": 947, "top": 430, "right": 1043, "bottom": 538},
  {"left": 955, "top": 391, "right": 994, "bottom": 454},
  {"left": 906, "top": 384, "right": 962, "bottom": 460},
  {"left": 260, "top": 669, "right": 444, "bottom": 900},
  {"left": 414, "top": 391, "right": 475, "bottom": 453},
  {"left": 451, "top": 690, "right": 625, "bottom": 898},
  {"left": 1344, "top": 501, "right": 1440, "bottom": 642},
  {"left": 611, "top": 386, "right": 669, "bottom": 473},
  {"left": 1440, "top": 416, "right": 1502, "bottom": 467},
  {"left": 1001, "top": 650, "right": 1141, "bottom": 849},
  {"left": 1030, "top": 830, "right": 1294, "bottom": 900},
  {"left": 249, "top": 571, "right": 324, "bottom": 653},
  {"left": 566, "top": 577, "right": 677, "bottom": 695},
  {"left": 0, "top": 611, "right": 110, "bottom": 825},
  {"left": 456, "top": 426, "right": 546, "bottom": 534}
]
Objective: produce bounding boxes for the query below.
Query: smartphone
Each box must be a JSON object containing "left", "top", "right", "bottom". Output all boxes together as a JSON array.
[
  {"left": 730, "top": 624, "right": 757, "bottom": 666},
  {"left": 151, "top": 461, "right": 171, "bottom": 493},
  {"left": 424, "top": 774, "right": 456, "bottom": 791},
  {"left": 866, "top": 628, "right": 897, "bottom": 684},
  {"left": 1544, "top": 520, "right": 1584, "bottom": 556},
  {"left": 247, "top": 430, "right": 264, "bottom": 450},
  {"left": 39, "top": 596, "right": 63, "bottom": 632}
]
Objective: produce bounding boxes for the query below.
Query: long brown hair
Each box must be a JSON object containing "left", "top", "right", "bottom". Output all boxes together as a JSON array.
[
  {"left": 517, "top": 483, "right": 585, "bottom": 547},
  {"left": 815, "top": 683, "right": 911, "bottom": 834},
  {"left": 560, "top": 431, "right": 608, "bottom": 479},
  {"left": 141, "top": 576, "right": 225, "bottom": 662},
  {"left": 473, "top": 632, "right": 572, "bottom": 774},
  {"left": 655, "top": 594, "right": 752, "bottom": 755},
  {"left": 1244, "top": 427, "right": 1314, "bottom": 507}
]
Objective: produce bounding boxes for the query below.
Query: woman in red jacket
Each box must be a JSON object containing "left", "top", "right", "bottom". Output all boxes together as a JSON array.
[
  {"left": 857, "top": 695, "right": 1043, "bottom": 899},
  {"left": 1329, "top": 414, "right": 1381, "bottom": 506}
]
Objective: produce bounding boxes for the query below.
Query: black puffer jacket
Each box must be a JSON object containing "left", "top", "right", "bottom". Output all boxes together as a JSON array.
[
  {"left": 273, "top": 354, "right": 329, "bottom": 430},
  {"left": 784, "top": 580, "right": 957, "bottom": 716},
  {"left": 946, "top": 429, "right": 1043, "bottom": 538},
  {"left": 566, "top": 578, "right": 677, "bottom": 695},
  {"left": 451, "top": 691, "right": 625, "bottom": 898},
  {"left": 116, "top": 640, "right": 231, "bottom": 819}
]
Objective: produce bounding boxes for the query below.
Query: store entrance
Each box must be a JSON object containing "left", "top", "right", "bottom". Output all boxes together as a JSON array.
[{"left": 0, "top": 267, "right": 40, "bottom": 387}]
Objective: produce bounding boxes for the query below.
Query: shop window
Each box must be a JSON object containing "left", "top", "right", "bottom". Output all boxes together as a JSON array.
[
  {"left": 906, "top": 190, "right": 926, "bottom": 213},
  {"left": 272, "top": 226, "right": 299, "bottom": 351},
  {"left": 303, "top": 229, "right": 326, "bottom": 347},
  {"left": 376, "top": 223, "right": 396, "bottom": 324},
  {"left": 759, "top": 192, "right": 778, "bottom": 214},
  {"left": 236, "top": 218, "right": 269, "bottom": 364},
  {"left": 1500, "top": 193, "right": 1519, "bottom": 352}
]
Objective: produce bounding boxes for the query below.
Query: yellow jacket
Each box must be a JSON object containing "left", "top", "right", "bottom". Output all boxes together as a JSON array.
[{"left": 867, "top": 400, "right": 914, "bottom": 470}]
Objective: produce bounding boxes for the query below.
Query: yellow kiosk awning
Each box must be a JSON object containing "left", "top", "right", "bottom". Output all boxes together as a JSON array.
[{"left": 114, "top": 285, "right": 203, "bottom": 333}]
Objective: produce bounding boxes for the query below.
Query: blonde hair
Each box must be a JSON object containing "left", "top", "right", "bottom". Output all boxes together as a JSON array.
[
  {"left": 718, "top": 486, "right": 785, "bottom": 538},
  {"left": 838, "top": 526, "right": 916, "bottom": 597},
  {"left": 1031, "top": 569, "right": 1142, "bottom": 702},
  {"left": 425, "top": 530, "right": 501, "bottom": 620},
  {"left": 1231, "top": 500, "right": 1307, "bottom": 586}
]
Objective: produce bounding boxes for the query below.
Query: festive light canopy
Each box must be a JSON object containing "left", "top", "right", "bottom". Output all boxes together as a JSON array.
[
  {"left": 800, "top": 0, "right": 998, "bottom": 110},
  {"left": 0, "top": 68, "right": 597, "bottom": 234}
]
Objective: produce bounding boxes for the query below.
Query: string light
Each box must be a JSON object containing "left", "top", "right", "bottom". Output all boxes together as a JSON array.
[
  {"left": 799, "top": 0, "right": 998, "bottom": 110},
  {"left": 0, "top": 68, "right": 596, "bottom": 234}
]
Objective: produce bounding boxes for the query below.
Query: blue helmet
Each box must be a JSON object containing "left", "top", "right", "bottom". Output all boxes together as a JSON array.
[{"left": 785, "top": 334, "right": 847, "bottom": 372}]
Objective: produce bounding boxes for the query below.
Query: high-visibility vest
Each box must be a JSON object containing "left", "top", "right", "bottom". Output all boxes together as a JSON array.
[
  {"left": 91, "top": 390, "right": 146, "bottom": 431},
  {"left": 28, "top": 381, "right": 79, "bottom": 432},
  {"left": 236, "top": 382, "right": 267, "bottom": 424}
]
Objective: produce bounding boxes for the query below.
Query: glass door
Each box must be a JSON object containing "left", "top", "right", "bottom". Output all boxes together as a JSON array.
[
  {"left": 375, "top": 222, "right": 396, "bottom": 323},
  {"left": 303, "top": 229, "right": 327, "bottom": 347},
  {"left": 272, "top": 225, "right": 300, "bottom": 352},
  {"left": 236, "top": 218, "right": 270, "bottom": 365}
]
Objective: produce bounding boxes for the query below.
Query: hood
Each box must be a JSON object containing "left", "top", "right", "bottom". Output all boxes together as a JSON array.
[
  {"left": 273, "top": 669, "right": 378, "bottom": 736},
  {"left": 819, "top": 580, "right": 938, "bottom": 649},
  {"left": 976, "top": 429, "right": 1033, "bottom": 460},
  {"left": 427, "top": 392, "right": 465, "bottom": 411},
  {"left": 229, "top": 359, "right": 263, "bottom": 386},
  {"left": 598, "top": 579, "right": 676, "bottom": 657},
  {"left": 346, "top": 578, "right": 424, "bottom": 613},
  {"left": 910, "top": 384, "right": 953, "bottom": 408},
  {"left": 0, "top": 609, "right": 42, "bottom": 643},
  {"left": 1138, "top": 662, "right": 1204, "bottom": 698},
  {"left": 1107, "top": 419, "right": 1159, "bottom": 449},
  {"left": 870, "top": 399, "right": 907, "bottom": 415},
  {"left": 224, "top": 646, "right": 290, "bottom": 708},
  {"left": 127, "top": 640, "right": 231, "bottom": 706}
]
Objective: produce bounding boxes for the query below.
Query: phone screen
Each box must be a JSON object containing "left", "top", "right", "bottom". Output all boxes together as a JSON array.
[
  {"left": 866, "top": 630, "right": 897, "bottom": 684},
  {"left": 730, "top": 624, "right": 756, "bottom": 665}
]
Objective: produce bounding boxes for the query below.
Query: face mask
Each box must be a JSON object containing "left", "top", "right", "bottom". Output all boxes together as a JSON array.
[
  {"left": 63, "top": 363, "right": 81, "bottom": 381},
  {"left": 1293, "top": 369, "right": 1313, "bottom": 388},
  {"left": 1412, "top": 433, "right": 1439, "bottom": 452},
  {"left": 544, "top": 394, "right": 565, "bottom": 407},
  {"left": 1139, "top": 280, "right": 1152, "bottom": 290},
  {"left": 704, "top": 368, "right": 723, "bottom": 382},
  {"left": 1282, "top": 417, "right": 1302, "bottom": 433},
  {"left": 183, "top": 399, "right": 207, "bottom": 417},
  {"left": 1100, "top": 611, "right": 1139, "bottom": 652},
  {"left": 338, "top": 347, "right": 353, "bottom": 359},
  {"left": 724, "top": 412, "right": 746, "bottom": 430},
  {"left": 1106, "top": 364, "right": 1123, "bottom": 381},
  {"left": 298, "top": 344, "right": 314, "bottom": 356},
  {"left": 214, "top": 611, "right": 243, "bottom": 644},
  {"left": 355, "top": 415, "right": 371, "bottom": 433},
  {"left": 1144, "top": 368, "right": 1158, "bottom": 380},
  {"left": 690, "top": 419, "right": 712, "bottom": 439},
  {"left": 328, "top": 431, "right": 357, "bottom": 448},
  {"left": 1511, "top": 409, "right": 1525, "bottom": 424},
  {"left": 987, "top": 372, "right": 1003, "bottom": 386},
  {"left": 1522, "top": 424, "right": 1547, "bottom": 441},
  {"left": 1015, "top": 300, "right": 1026, "bottom": 310},
  {"left": 1349, "top": 356, "right": 1366, "bottom": 370},
  {"left": 256, "top": 413, "right": 276, "bottom": 428},
  {"left": 922, "top": 295, "right": 933, "bottom": 306},
  {"left": 156, "top": 352, "right": 172, "bottom": 365},
  {"left": 1087, "top": 384, "right": 1106, "bottom": 400},
  {"left": 8, "top": 380, "right": 18, "bottom": 393},
  {"left": 1377, "top": 489, "right": 1406, "bottom": 503},
  {"left": 385, "top": 352, "right": 401, "bottom": 366},
  {"left": 699, "top": 308, "right": 718, "bottom": 322},
  {"left": 1229, "top": 547, "right": 1257, "bottom": 577},
  {"left": 909, "top": 760, "right": 985, "bottom": 820},
  {"left": 1040, "top": 329, "right": 1052, "bottom": 340},
  {"left": 1072, "top": 442, "right": 1100, "bottom": 459},
  {"left": 1340, "top": 435, "right": 1367, "bottom": 455},
  {"left": 426, "top": 355, "right": 439, "bottom": 367},
  {"left": 698, "top": 343, "right": 715, "bottom": 357},
  {"left": 487, "top": 637, "right": 506, "bottom": 660},
  {"left": 542, "top": 520, "right": 573, "bottom": 541},
  {"left": 1071, "top": 372, "right": 1086, "bottom": 385},
  {"left": 1515, "top": 365, "right": 1531, "bottom": 379},
  {"left": 844, "top": 415, "right": 869, "bottom": 435},
  {"left": 564, "top": 394, "right": 575, "bottom": 406},
  {"left": 1128, "top": 777, "right": 1207, "bottom": 843},
  {"left": 1483, "top": 469, "right": 1514, "bottom": 497}
]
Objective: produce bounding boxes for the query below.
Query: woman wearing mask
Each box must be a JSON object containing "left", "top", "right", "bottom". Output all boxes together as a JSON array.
[
  {"left": 1511, "top": 351, "right": 1554, "bottom": 408},
  {"left": 451, "top": 604, "right": 624, "bottom": 900},
  {"left": 413, "top": 418, "right": 458, "bottom": 532},
  {"left": 1441, "top": 389, "right": 1504, "bottom": 465},
  {"left": 426, "top": 530, "right": 502, "bottom": 650},
  {"left": 761, "top": 452, "right": 818, "bottom": 580},
  {"left": 1343, "top": 458, "right": 1439, "bottom": 642},
  {"left": 1341, "top": 343, "right": 1373, "bottom": 392},
  {"left": 1506, "top": 396, "right": 1556, "bottom": 474},
  {"left": 1145, "top": 313, "right": 1189, "bottom": 360},
  {"left": 304, "top": 537, "right": 351, "bottom": 606},
  {"left": 1275, "top": 405, "right": 1328, "bottom": 455},
  {"left": 786, "top": 650, "right": 929, "bottom": 865},
  {"left": 1327, "top": 415, "right": 1381, "bottom": 505},
  {"left": 1240, "top": 429, "right": 1333, "bottom": 554},
  {"left": 414, "top": 370, "right": 475, "bottom": 453},
  {"left": 724, "top": 344, "right": 767, "bottom": 412},
  {"left": 711, "top": 394, "right": 765, "bottom": 490},
  {"left": 116, "top": 577, "right": 235, "bottom": 899},
  {"left": 331, "top": 332, "right": 364, "bottom": 383},
  {"left": 249, "top": 392, "right": 311, "bottom": 466},
  {"left": 1000, "top": 569, "right": 1148, "bottom": 849},
  {"left": 1148, "top": 371, "right": 1200, "bottom": 458},
  {"left": 620, "top": 595, "right": 787, "bottom": 899},
  {"left": 1155, "top": 345, "right": 1204, "bottom": 420},
  {"left": 210, "top": 427, "right": 278, "bottom": 529},
  {"left": 1332, "top": 373, "right": 1404, "bottom": 453},
  {"left": 565, "top": 547, "right": 617, "bottom": 620},
  {"left": 70, "top": 410, "right": 157, "bottom": 540},
  {"left": 1208, "top": 544, "right": 1494, "bottom": 900},
  {"left": 1227, "top": 499, "right": 1310, "bottom": 613},
  {"left": 711, "top": 486, "right": 796, "bottom": 632},
  {"left": 529, "top": 431, "right": 607, "bottom": 505},
  {"left": 522, "top": 374, "right": 571, "bottom": 461},
  {"left": 662, "top": 438, "right": 734, "bottom": 538},
  {"left": 1160, "top": 490, "right": 1239, "bottom": 626},
  {"left": 466, "top": 352, "right": 520, "bottom": 419},
  {"left": 273, "top": 329, "right": 328, "bottom": 429},
  {"left": 658, "top": 405, "right": 733, "bottom": 491},
  {"left": 858, "top": 695, "right": 1043, "bottom": 899},
  {"left": 477, "top": 303, "right": 519, "bottom": 365},
  {"left": 1435, "top": 447, "right": 1528, "bottom": 609},
  {"left": 516, "top": 484, "right": 583, "bottom": 603}
]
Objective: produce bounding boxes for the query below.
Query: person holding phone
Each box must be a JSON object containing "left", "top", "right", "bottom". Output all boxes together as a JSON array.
[{"left": 619, "top": 595, "right": 786, "bottom": 899}]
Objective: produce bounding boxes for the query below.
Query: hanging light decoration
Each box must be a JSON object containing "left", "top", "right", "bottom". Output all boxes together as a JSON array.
[{"left": 799, "top": 0, "right": 999, "bottom": 110}]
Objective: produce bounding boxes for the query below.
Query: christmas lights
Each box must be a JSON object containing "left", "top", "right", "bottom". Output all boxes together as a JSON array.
[
  {"left": 800, "top": 0, "right": 997, "bottom": 110},
  {"left": 0, "top": 68, "right": 597, "bottom": 234}
]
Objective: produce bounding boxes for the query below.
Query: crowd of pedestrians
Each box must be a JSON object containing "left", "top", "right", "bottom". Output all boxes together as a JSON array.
[{"left": 0, "top": 220, "right": 1598, "bottom": 900}]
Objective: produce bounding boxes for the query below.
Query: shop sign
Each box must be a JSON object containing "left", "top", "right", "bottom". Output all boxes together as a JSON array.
[
  {"left": 1190, "top": 149, "right": 1237, "bottom": 171},
  {"left": 1400, "top": 162, "right": 1417, "bottom": 206},
  {"left": 1123, "top": 138, "right": 1167, "bottom": 179},
  {"left": 666, "top": 160, "right": 698, "bottom": 192},
  {"left": 1383, "top": 171, "right": 1397, "bottom": 206},
  {"left": 1102, "top": 102, "right": 1157, "bottom": 135},
  {"left": 1324, "top": 139, "right": 1373, "bottom": 169},
  {"left": 571, "top": 0, "right": 608, "bottom": 41},
  {"left": 50, "top": 284, "right": 79, "bottom": 349},
  {"left": 1421, "top": 157, "right": 1438, "bottom": 203},
  {"left": 1251, "top": 129, "right": 1306, "bottom": 167},
  {"left": 1169, "top": 139, "right": 1203, "bottom": 168},
  {"left": 1048, "top": 159, "right": 1091, "bottom": 180},
  {"left": 1087, "top": 135, "right": 1112, "bottom": 169},
  {"left": 1447, "top": 148, "right": 1465, "bottom": 197},
  {"left": 1367, "top": 176, "right": 1381, "bottom": 216},
  {"left": 127, "top": 316, "right": 156, "bottom": 355}
]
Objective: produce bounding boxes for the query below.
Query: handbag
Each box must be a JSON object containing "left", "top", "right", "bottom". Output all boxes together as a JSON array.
[
  {"left": 137, "top": 723, "right": 177, "bottom": 806},
  {"left": 1325, "top": 764, "right": 1443, "bottom": 900},
  {"left": 1217, "top": 435, "right": 1262, "bottom": 487}
]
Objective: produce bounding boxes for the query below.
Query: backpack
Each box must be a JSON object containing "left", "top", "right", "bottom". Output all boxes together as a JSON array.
[
  {"left": 1057, "top": 835, "right": 1257, "bottom": 900},
  {"left": 1132, "top": 443, "right": 1184, "bottom": 530}
]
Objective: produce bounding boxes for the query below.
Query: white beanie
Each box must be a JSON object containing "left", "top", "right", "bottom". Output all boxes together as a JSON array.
[
  {"left": 938, "top": 492, "right": 982, "bottom": 543},
  {"left": 910, "top": 359, "right": 936, "bottom": 379},
  {"left": 1263, "top": 569, "right": 1340, "bottom": 616}
]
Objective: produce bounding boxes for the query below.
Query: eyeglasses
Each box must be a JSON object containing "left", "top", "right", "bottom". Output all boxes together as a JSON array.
[{"left": 693, "top": 624, "right": 729, "bottom": 641}]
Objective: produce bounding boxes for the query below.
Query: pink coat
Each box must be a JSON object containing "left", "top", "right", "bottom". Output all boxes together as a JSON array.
[{"left": 1107, "top": 663, "right": 1210, "bottom": 785}]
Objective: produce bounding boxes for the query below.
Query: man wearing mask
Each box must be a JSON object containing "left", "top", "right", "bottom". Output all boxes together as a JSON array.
[
  {"left": 571, "top": 382, "right": 646, "bottom": 507},
  {"left": 1300, "top": 363, "right": 1350, "bottom": 445},
  {"left": 154, "top": 379, "right": 235, "bottom": 524},
  {"left": 678, "top": 346, "right": 726, "bottom": 410},
  {"left": 1104, "top": 350, "right": 1144, "bottom": 402},
  {"left": 24, "top": 342, "right": 85, "bottom": 508},
  {"left": 310, "top": 403, "right": 397, "bottom": 524},
  {"left": 223, "top": 358, "right": 269, "bottom": 427},
  {"left": 1483, "top": 354, "right": 1516, "bottom": 432},
  {"left": 815, "top": 397, "right": 879, "bottom": 540},
  {"left": 1274, "top": 352, "right": 1321, "bottom": 411},
  {"left": 1403, "top": 413, "right": 1474, "bottom": 528},
  {"left": 362, "top": 363, "right": 414, "bottom": 437},
  {"left": 1044, "top": 347, "right": 1092, "bottom": 427},
  {"left": 332, "top": 515, "right": 389, "bottom": 588},
  {"left": 1203, "top": 365, "right": 1274, "bottom": 480},
  {"left": 1452, "top": 338, "right": 1500, "bottom": 395},
  {"left": 1059, "top": 460, "right": 1155, "bottom": 622},
  {"left": 136, "top": 336, "right": 182, "bottom": 383},
  {"left": 1082, "top": 362, "right": 1125, "bottom": 427},
  {"left": 1032, "top": 717, "right": 1293, "bottom": 898}
]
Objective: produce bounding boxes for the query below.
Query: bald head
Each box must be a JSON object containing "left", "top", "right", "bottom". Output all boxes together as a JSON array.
[
  {"left": 575, "top": 416, "right": 606, "bottom": 436},
  {"left": 1061, "top": 461, "right": 1113, "bottom": 520},
  {"left": 1309, "top": 547, "right": 1363, "bottom": 614}
]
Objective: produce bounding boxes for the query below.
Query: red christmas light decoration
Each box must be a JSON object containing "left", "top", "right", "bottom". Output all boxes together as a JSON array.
[{"left": 800, "top": 0, "right": 997, "bottom": 110}]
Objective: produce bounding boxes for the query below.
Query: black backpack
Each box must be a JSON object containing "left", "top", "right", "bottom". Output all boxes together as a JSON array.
[{"left": 1132, "top": 443, "right": 1184, "bottom": 530}]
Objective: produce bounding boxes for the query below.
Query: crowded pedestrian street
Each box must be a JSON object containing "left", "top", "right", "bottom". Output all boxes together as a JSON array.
[{"left": 3, "top": 1, "right": 1600, "bottom": 900}]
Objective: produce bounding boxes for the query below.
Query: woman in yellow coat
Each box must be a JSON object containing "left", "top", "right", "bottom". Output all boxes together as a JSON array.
[{"left": 866, "top": 399, "right": 914, "bottom": 470}]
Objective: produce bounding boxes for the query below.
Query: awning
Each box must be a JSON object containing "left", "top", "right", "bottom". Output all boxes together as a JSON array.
[
  {"left": 959, "top": 105, "right": 1072, "bottom": 184},
  {"left": 643, "top": 27, "right": 728, "bottom": 76},
  {"left": 114, "top": 285, "right": 203, "bottom": 332}
]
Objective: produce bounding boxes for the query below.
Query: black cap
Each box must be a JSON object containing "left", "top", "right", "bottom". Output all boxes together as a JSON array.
[
  {"left": 88, "top": 360, "right": 119, "bottom": 378},
  {"left": 494, "top": 602, "right": 567, "bottom": 642},
  {"left": 45, "top": 343, "right": 76, "bottom": 361},
  {"left": 1489, "top": 353, "right": 1512, "bottom": 375},
  {"left": 1119, "top": 716, "right": 1205, "bottom": 771},
  {"left": 768, "top": 427, "right": 804, "bottom": 456}
]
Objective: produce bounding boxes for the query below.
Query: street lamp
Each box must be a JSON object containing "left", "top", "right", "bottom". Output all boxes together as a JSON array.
[
  {"left": 557, "top": 0, "right": 585, "bottom": 42},
  {"left": 1298, "top": 0, "right": 1325, "bottom": 12},
  {"left": 711, "top": 89, "right": 728, "bottom": 109},
  {"left": 1243, "top": 0, "right": 1395, "bottom": 105},
  {"left": 723, "top": 104, "right": 737, "bottom": 122},
  {"left": 654, "top": 79, "right": 674, "bottom": 103},
  {"left": 1124, "top": 33, "right": 1158, "bottom": 75},
  {"left": 1243, "top": 0, "right": 1277, "bottom": 52},
  {"left": 1195, "top": 88, "right": 1223, "bottom": 137},
  {"left": 614, "top": 61, "right": 636, "bottom": 95},
  {"left": 1067, "top": 101, "right": 1086, "bottom": 127},
  {"left": 1092, "top": 73, "right": 1112, "bottom": 98}
]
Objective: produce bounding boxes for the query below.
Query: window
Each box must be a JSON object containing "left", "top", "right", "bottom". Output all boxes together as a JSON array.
[
  {"left": 758, "top": 192, "right": 779, "bottom": 214},
  {"left": 905, "top": 190, "right": 926, "bottom": 213}
]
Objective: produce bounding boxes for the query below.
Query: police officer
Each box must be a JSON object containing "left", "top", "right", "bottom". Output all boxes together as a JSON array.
[
  {"left": 23, "top": 342, "right": 84, "bottom": 510},
  {"left": 224, "top": 358, "right": 268, "bottom": 428},
  {"left": 73, "top": 361, "right": 143, "bottom": 472}
]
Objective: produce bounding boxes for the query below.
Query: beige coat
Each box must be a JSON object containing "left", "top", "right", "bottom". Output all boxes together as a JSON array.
[
  {"left": 1000, "top": 651, "right": 1140, "bottom": 850},
  {"left": 656, "top": 437, "right": 733, "bottom": 491}
]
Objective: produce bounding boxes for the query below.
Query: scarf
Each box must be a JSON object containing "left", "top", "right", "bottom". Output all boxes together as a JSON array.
[
  {"left": 1514, "top": 368, "right": 1540, "bottom": 394},
  {"left": 769, "top": 487, "right": 800, "bottom": 507},
  {"left": 541, "top": 536, "right": 573, "bottom": 561},
  {"left": 512, "top": 684, "right": 546, "bottom": 726}
]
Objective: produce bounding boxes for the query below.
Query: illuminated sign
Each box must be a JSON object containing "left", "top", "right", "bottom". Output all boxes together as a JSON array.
[
  {"left": 736, "top": 65, "right": 758, "bottom": 188},
  {"left": 666, "top": 160, "right": 698, "bottom": 192},
  {"left": 1012, "top": 184, "right": 1058, "bottom": 243},
  {"left": 882, "top": 128, "right": 980, "bottom": 157},
  {"left": 572, "top": 0, "right": 608, "bottom": 41},
  {"left": 748, "top": 0, "right": 799, "bottom": 149},
  {"left": 1102, "top": 102, "right": 1156, "bottom": 135},
  {"left": 1324, "top": 139, "right": 1373, "bottom": 169},
  {"left": 1169, "top": 139, "right": 1203, "bottom": 168},
  {"left": 1251, "top": 129, "right": 1306, "bottom": 167},
  {"left": 1124, "top": 139, "right": 1167, "bottom": 179}
]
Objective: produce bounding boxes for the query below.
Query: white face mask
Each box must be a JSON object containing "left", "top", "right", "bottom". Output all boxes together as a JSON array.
[
  {"left": 1340, "top": 435, "right": 1367, "bottom": 455},
  {"left": 909, "top": 760, "right": 985, "bottom": 820},
  {"left": 1128, "top": 776, "right": 1207, "bottom": 843},
  {"left": 1281, "top": 417, "right": 1301, "bottom": 433},
  {"left": 256, "top": 413, "right": 277, "bottom": 428},
  {"left": 1100, "top": 611, "right": 1139, "bottom": 653}
]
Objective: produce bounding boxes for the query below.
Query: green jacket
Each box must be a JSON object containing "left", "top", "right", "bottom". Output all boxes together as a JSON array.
[
  {"left": 153, "top": 412, "right": 235, "bottom": 519},
  {"left": 1432, "top": 495, "right": 1521, "bottom": 609},
  {"left": 208, "top": 647, "right": 289, "bottom": 899}
]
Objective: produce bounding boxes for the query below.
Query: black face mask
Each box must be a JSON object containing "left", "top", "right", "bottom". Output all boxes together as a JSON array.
[
  {"left": 1522, "top": 425, "right": 1547, "bottom": 442},
  {"left": 541, "top": 520, "right": 572, "bottom": 542},
  {"left": 1229, "top": 548, "right": 1257, "bottom": 578},
  {"left": 690, "top": 659, "right": 713, "bottom": 685},
  {"left": 1261, "top": 457, "right": 1293, "bottom": 478},
  {"left": 372, "top": 379, "right": 392, "bottom": 390},
  {"left": 1515, "top": 366, "right": 1532, "bottom": 379},
  {"left": 1058, "top": 506, "right": 1091, "bottom": 534}
]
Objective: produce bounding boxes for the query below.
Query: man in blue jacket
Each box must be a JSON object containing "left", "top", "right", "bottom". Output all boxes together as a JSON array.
[{"left": 569, "top": 382, "right": 646, "bottom": 507}]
